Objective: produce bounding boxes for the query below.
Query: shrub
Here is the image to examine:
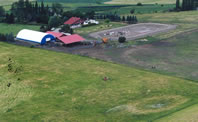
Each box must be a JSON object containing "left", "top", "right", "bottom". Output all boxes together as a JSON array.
[
  {"left": 130, "top": 9, "right": 135, "bottom": 14},
  {"left": 137, "top": 2, "right": 143, "bottom": 6},
  {"left": 105, "top": 19, "right": 110, "bottom": 23},
  {"left": 118, "top": 37, "right": 126, "bottom": 43},
  {"left": 48, "top": 16, "right": 62, "bottom": 29},
  {"left": 60, "top": 24, "right": 73, "bottom": 34},
  {"left": 40, "top": 25, "right": 49, "bottom": 32}
]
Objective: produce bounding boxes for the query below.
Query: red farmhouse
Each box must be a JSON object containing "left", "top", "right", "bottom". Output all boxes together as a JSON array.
[{"left": 64, "top": 17, "right": 84, "bottom": 26}]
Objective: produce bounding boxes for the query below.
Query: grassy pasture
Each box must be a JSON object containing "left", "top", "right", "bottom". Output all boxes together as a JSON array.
[
  {"left": 76, "top": 4, "right": 175, "bottom": 15},
  {"left": 0, "top": 0, "right": 35, "bottom": 6},
  {"left": 38, "top": 0, "right": 109, "bottom": 3},
  {"left": 105, "top": 0, "right": 176, "bottom": 4},
  {"left": 0, "top": 42, "right": 198, "bottom": 121},
  {"left": 74, "top": 20, "right": 127, "bottom": 37},
  {"left": 0, "top": 23, "right": 40, "bottom": 35},
  {"left": 135, "top": 11, "right": 198, "bottom": 40},
  {"left": 156, "top": 104, "right": 198, "bottom": 122}
]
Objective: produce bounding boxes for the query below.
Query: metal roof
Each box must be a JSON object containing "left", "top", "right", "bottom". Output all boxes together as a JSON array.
[
  {"left": 58, "top": 34, "right": 85, "bottom": 44},
  {"left": 16, "top": 29, "right": 55, "bottom": 45}
]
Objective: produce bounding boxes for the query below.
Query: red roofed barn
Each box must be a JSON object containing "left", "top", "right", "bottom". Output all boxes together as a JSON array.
[
  {"left": 45, "top": 31, "right": 85, "bottom": 45},
  {"left": 58, "top": 34, "right": 85, "bottom": 45},
  {"left": 64, "top": 17, "right": 84, "bottom": 28},
  {"left": 46, "top": 31, "right": 65, "bottom": 38}
]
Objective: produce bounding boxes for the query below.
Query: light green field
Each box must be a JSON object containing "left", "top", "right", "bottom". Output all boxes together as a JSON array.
[
  {"left": 105, "top": 0, "right": 175, "bottom": 4},
  {"left": 157, "top": 104, "right": 198, "bottom": 122},
  {"left": 74, "top": 21, "right": 127, "bottom": 37},
  {"left": 136, "top": 11, "right": 198, "bottom": 39},
  {"left": 0, "top": 23, "right": 40, "bottom": 35},
  {"left": 0, "top": 42, "right": 198, "bottom": 121},
  {"left": 0, "top": 0, "right": 35, "bottom": 6}
]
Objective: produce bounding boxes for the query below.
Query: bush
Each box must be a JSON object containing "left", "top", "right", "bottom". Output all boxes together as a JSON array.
[
  {"left": 60, "top": 24, "right": 73, "bottom": 34},
  {"left": 0, "top": 33, "right": 14, "bottom": 42},
  {"left": 130, "top": 9, "right": 135, "bottom": 14},
  {"left": 118, "top": 37, "right": 126, "bottom": 43},
  {"left": 137, "top": 2, "right": 143, "bottom": 6},
  {"left": 48, "top": 16, "right": 62, "bottom": 29},
  {"left": 40, "top": 25, "right": 49, "bottom": 32},
  {"left": 105, "top": 19, "right": 110, "bottom": 23}
]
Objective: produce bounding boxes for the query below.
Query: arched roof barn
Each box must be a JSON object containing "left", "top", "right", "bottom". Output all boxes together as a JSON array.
[{"left": 16, "top": 29, "right": 55, "bottom": 45}]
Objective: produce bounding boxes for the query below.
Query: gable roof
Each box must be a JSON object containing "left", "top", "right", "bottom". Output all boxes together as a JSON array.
[
  {"left": 64, "top": 17, "right": 83, "bottom": 25},
  {"left": 58, "top": 34, "right": 85, "bottom": 44},
  {"left": 46, "top": 31, "right": 64, "bottom": 38}
]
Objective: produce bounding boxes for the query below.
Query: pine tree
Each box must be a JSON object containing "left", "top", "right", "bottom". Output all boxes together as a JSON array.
[
  {"left": 182, "top": 0, "right": 186, "bottom": 10},
  {"left": 176, "top": 0, "right": 180, "bottom": 10},
  {"left": 35, "top": 1, "right": 38, "bottom": 14},
  {"left": 126, "top": 16, "right": 129, "bottom": 22},
  {"left": 134, "top": 16, "right": 138, "bottom": 23},
  {"left": 41, "top": 1, "right": 45, "bottom": 14},
  {"left": 122, "top": 16, "right": 126, "bottom": 21}
]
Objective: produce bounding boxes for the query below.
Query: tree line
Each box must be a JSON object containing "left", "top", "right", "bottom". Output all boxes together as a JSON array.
[
  {"left": 176, "top": 0, "right": 198, "bottom": 11},
  {"left": 96, "top": 13, "right": 138, "bottom": 24},
  {"left": 0, "top": 33, "right": 15, "bottom": 42},
  {"left": 1, "top": 0, "right": 96, "bottom": 25}
]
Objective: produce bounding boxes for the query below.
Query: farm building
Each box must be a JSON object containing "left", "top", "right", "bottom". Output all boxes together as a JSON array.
[
  {"left": 83, "top": 19, "right": 99, "bottom": 25},
  {"left": 58, "top": 34, "right": 85, "bottom": 45},
  {"left": 46, "top": 31, "right": 85, "bottom": 45},
  {"left": 46, "top": 31, "right": 65, "bottom": 38},
  {"left": 64, "top": 17, "right": 84, "bottom": 28},
  {"left": 16, "top": 29, "right": 55, "bottom": 45}
]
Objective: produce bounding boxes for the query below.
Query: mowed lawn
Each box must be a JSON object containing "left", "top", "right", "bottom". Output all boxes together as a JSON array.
[
  {"left": 0, "top": 23, "right": 40, "bottom": 35},
  {"left": 105, "top": 0, "right": 175, "bottom": 4},
  {"left": 0, "top": 42, "right": 198, "bottom": 121}
]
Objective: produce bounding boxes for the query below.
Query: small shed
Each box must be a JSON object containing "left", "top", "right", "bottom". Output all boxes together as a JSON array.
[{"left": 16, "top": 29, "right": 55, "bottom": 45}]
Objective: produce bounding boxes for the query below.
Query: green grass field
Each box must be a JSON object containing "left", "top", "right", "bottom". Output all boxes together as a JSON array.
[
  {"left": 156, "top": 104, "right": 198, "bottom": 122},
  {"left": 74, "top": 21, "right": 127, "bottom": 37},
  {"left": 76, "top": 4, "right": 175, "bottom": 15},
  {"left": 0, "top": 42, "right": 198, "bottom": 121},
  {"left": 105, "top": 0, "right": 176, "bottom": 4},
  {"left": 0, "top": 23, "right": 40, "bottom": 35},
  {"left": 137, "top": 11, "right": 198, "bottom": 39},
  {"left": 0, "top": 0, "right": 35, "bottom": 6}
]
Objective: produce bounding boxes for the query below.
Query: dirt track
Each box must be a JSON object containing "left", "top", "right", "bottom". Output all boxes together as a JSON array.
[{"left": 89, "top": 23, "right": 176, "bottom": 41}]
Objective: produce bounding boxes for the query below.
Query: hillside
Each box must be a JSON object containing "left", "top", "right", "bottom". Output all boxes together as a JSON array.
[{"left": 0, "top": 42, "right": 198, "bottom": 121}]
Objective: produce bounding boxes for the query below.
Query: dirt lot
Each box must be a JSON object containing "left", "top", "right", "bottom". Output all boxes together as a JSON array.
[
  {"left": 89, "top": 23, "right": 176, "bottom": 41},
  {"left": 72, "top": 29, "right": 198, "bottom": 81}
]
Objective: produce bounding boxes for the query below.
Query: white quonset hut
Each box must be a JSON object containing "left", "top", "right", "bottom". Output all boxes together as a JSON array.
[{"left": 16, "top": 29, "right": 55, "bottom": 45}]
